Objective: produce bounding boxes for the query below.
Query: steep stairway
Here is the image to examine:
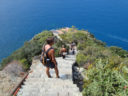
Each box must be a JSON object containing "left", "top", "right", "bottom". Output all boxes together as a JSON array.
[{"left": 17, "top": 53, "right": 82, "bottom": 96}]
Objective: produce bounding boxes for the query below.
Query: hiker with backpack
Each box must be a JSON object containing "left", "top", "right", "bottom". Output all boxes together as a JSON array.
[{"left": 40, "top": 37, "right": 59, "bottom": 78}]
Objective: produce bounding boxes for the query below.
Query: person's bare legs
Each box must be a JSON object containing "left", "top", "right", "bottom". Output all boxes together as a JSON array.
[
  {"left": 54, "top": 66, "right": 59, "bottom": 78},
  {"left": 46, "top": 67, "right": 51, "bottom": 78}
]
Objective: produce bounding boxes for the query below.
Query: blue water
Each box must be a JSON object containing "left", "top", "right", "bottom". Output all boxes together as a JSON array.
[{"left": 0, "top": 0, "right": 128, "bottom": 62}]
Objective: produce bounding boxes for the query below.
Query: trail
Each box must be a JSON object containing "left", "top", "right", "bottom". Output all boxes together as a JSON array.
[{"left": 17, "top": 30, "right": 82, "bottom": 96}]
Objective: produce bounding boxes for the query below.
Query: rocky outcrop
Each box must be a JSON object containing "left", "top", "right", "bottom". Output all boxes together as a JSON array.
[
  {"left": 0, "top": 61, "right": 25, "bottom": 96},
  {"left": 0, "top": 71, "right": 22, "bottom": 96},
  {"left": 3, "top": 61, "right": 25, "bottom": 76},
  {"left": 73, "top": 65, "right": 85, "bottom": 92}
]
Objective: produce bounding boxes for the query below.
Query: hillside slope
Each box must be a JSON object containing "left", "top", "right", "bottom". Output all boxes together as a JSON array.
[
  {"left": 59, "top": 27, "right": 128, "bottom": 96},
  {"left": 0, "top": 27, "right": 128, "bottom": 96}
]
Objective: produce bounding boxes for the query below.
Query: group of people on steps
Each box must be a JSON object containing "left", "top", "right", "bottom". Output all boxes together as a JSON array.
[{"left": 41, "top": 37, "right": 76, "bottom": 78}]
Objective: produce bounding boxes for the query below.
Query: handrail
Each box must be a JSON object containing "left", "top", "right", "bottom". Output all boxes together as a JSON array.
[{"left": 9, "top": 72, "right": 29, "bottom": 96}]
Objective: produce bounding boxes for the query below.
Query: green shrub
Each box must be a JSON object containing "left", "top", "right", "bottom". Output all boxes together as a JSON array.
[
  {"left": 109, "top": 46, "right": 128, "bottom": 58},
  {"left": 1, "top": 56, "right": 13, "bottom": 69},
  {"left": 105, "top": 56, "right": 123, "bottom": 70},
  {"left": 60, "top": 30, "right": 88, "bottom": 45},
  {"left": 83, "top": 60, "right": 128, "bottom": 96},
  {"left": 76, "top": 53, "right": 89, "bottom": 67},
  {"left": 94, "top": 39, "right": 106, "bottom": 47},
  {"left": 20, "top": 58, "right": 30, "bottom": 70},
  {"left": 77, "top": 43, "right": 86, "bottom": 50},
  {"left": 1, "top": 30, "right": 65, "bottom": 70},
  {"left": 59, "top": 28, "right": 128, "bottom": 96}
]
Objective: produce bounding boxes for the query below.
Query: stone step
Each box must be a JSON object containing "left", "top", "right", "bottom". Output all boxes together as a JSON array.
[{"left": 17, "top": 53, "right": 82, "bottom": 96}]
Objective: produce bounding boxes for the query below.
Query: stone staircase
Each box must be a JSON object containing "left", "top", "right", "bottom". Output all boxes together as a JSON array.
[{"left": 17, "top": 53, "right": 82, "bottom": 96}]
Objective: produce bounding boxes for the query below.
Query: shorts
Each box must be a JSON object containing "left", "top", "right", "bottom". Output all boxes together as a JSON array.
[{"left": 45, "top": 60, "right": 55, "bottom": 69}]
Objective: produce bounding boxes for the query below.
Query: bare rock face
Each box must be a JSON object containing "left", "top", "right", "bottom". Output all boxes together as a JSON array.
[
  {"left": 3, "top": 61, "right": 24, "bottom": 77},
  {"left": 0, "top": 71, "right": 20, "bottom": 96},
  {"left": 0, "top": 61, "right": 25, "bottom": 96}
]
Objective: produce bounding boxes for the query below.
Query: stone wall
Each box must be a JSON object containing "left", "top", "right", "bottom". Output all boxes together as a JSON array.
[{"left": 72, "top": 63, "right": 85, "bottom": 92}]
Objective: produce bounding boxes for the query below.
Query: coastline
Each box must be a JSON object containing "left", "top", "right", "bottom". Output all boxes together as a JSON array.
[
  {"left": 0, "top": 27, "right": 128, "bottom": 95},
  {"left": 1, "top": 27, "right": 128, "bottom": 65},
  {"left": 1, "top": 27, "right": 128, "bottom": 69}
]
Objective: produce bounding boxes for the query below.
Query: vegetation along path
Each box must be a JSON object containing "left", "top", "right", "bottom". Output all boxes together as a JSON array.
[{"left": 17, "top": 30, "right": 82, "bottom": 96}]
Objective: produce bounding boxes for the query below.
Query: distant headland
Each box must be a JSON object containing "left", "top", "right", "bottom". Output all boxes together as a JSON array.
[{"left": 1, "top": 27, "right": 128, "bottom": 96}]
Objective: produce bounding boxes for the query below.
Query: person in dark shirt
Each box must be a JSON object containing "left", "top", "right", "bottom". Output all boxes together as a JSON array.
[
  {"left": 43, "top": 37, "right": 59, "bottom": 78},
  {"left": 59, "top": 45, "right": 67, "bottom": 59}
]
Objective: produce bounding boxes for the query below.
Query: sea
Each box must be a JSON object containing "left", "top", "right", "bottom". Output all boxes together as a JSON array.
[{"left": 0, "top": 0, "right": 128, "bottom": 62}]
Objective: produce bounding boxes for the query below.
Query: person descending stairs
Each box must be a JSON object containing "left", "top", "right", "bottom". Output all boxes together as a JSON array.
[
  {"left": 17, "top": 30, "right": 82, "bottom": 96},
  {"left": 17, "top": 50, "right": 82, "bottom": 96}
]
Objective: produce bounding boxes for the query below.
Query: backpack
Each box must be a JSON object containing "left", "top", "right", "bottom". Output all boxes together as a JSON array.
[{"left": 40, "top": 46, "right": 52, "bottom": 65}]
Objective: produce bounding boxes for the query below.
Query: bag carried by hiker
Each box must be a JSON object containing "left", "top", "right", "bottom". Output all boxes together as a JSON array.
[{"left": 40, "top": 46, "right": 53, "bottom": 65}]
